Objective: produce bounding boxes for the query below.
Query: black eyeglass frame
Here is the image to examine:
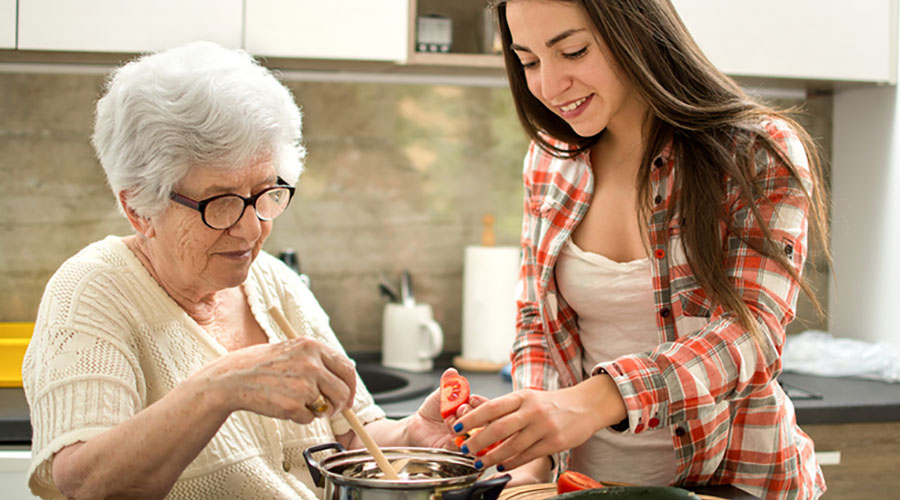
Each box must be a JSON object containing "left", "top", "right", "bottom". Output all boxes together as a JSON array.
[{"left": 169, "top": 177, "right": 295, "bottom": 230}]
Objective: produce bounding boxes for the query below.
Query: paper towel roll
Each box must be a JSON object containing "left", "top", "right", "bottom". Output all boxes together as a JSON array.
[{"left": 461, "top": 245, "right": 520, "bottom": 365}]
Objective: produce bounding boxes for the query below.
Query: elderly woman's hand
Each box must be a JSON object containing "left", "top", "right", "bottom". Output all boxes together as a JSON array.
[
  {"left": 403, "top": 369, "right": 489, "bottom": 450},
  {"left": 202, "top": 337, "right": 358, "bottom": 424}
]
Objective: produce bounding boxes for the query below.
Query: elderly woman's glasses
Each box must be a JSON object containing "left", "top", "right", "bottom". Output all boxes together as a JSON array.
[{"left": 169, "top": 179, "right": 295, "bottom": 230}]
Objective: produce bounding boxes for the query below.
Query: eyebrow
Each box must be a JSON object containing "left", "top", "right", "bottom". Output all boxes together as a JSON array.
[
  {"left": 198, "top": 175, "right": 279, "bottom": 197},
  {"left": 510, "top": 28, "right": 587, "bottom": 52}
]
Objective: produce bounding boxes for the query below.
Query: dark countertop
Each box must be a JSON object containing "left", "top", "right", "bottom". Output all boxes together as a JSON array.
[
  {"left": 777, "top": 372, "right": 900, "bottom": 424},
  {"left": 376, "top": 368, "right": 900, "bottom": 426},
  {"left": 3, "top": 367, "right": 900, "bottom": 444},
  {"left": 0, "top": 388, "right": 31, "bottom": 444}
]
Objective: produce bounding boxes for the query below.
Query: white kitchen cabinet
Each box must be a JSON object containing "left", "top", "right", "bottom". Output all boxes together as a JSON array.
[
  {"left": 6, "top": 0, "right": 897, "bottom": 84},
  {"left": 405, "top": 0, "right": 897, "bottom": 81},
  {"left": 672, "top": 0, "right": 896, "bottom": 83},
  {"left": 406, "top": 0, "right": 504, "bottom": 68},
  {"left": 245, "top": 0, "right": 408, "bottom": 61},
  {"left": 0, "top": 0, "right": 15, "bottom": 49},
  {"left": 17, "top": 0, "right": 242, "bottom": 53},
  {"left": 0, "top": 449, "right": 39, "bottom": 500}
]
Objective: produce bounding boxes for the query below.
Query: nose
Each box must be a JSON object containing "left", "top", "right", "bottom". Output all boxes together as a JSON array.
[
  {"left": 538, "top": 59, "right": 571, "bottom": 103},
  {"left": 227, "top": 203, "right": 263, "bottom": 240}
]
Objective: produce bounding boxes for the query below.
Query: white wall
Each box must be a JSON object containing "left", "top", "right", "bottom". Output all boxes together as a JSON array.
[{"left": 830, "top": 7, "right": 900, "bottom": 351}]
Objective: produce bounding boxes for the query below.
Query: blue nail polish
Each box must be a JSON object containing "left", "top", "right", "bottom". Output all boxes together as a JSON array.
[
  {"left": 460, "top": 445, "right": 469, "bottom": 454},
  {"left": 474, "top": 460, "right": 483, "bottom": 469},
  {"left": 497, "top": 465, "right": 505, "bottom": 472},
  {"left": 453, "top": 422, "right": 463, "bottom": 433}
]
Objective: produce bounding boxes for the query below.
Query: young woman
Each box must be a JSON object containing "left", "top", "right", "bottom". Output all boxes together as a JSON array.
[{"left": 452, "top": 1, "right": 829, "bottom": 498}]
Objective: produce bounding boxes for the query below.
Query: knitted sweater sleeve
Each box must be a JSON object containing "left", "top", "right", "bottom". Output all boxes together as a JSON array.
[{"left": 22, "top": 245, "right": 145, "bottom": 499}]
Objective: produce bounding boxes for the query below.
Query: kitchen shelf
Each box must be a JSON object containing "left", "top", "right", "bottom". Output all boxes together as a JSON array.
[
  {"left": 407, "top": 0, "right": 504, "bottom": 70},
  {"left": 405, "top": 52, "right": 502, "bottom": 69}
]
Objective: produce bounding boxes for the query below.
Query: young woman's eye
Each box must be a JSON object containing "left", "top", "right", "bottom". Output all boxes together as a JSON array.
[
  {"left": 520, "top": 59, "right": 538, "bottom": 69},
  {"left": 563, "top": 47, "right": 588, "bottom": 59}
]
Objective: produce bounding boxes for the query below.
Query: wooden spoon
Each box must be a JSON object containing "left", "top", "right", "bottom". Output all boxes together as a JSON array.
[{"left": 268, "top": 307, "right": 400, "bottom": 480}]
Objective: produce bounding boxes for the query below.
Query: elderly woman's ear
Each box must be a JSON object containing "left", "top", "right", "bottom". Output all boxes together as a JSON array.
[{"left": 118, "top": 190, "right": 155, "bottom": 237}]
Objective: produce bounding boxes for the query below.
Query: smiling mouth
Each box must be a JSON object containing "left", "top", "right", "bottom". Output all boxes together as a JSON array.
[
  {"left": 559, "top": 96, "right": 589, "bottom": 113},
  {"left": 218, "top": 249, "right": 252, "bottom": 259}
]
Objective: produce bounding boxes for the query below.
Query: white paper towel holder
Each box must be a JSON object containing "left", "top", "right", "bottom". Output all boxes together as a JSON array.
[{"left": 452, "top": 214, "right": 517, "bottom": 373}]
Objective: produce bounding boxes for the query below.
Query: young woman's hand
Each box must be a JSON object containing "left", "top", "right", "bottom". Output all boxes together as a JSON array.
[
  {"left": 452, "top": 374, "right": 626, "bottom": 471},
  {"left": 502, "top": 456, "right": 553, "bottom": 487}
]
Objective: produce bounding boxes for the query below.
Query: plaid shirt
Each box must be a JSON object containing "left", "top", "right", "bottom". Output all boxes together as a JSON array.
[{"left": 512, "top": 117, "right": 825, "bottom": 500}]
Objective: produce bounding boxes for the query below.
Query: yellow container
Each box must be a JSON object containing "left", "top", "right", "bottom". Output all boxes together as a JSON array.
[{"left": 0, "top": 322, "right": 33, "bottom": 387}]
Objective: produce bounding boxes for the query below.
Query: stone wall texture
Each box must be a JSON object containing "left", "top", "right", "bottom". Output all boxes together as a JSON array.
[{"left": 0, "top": 70, "right": 832, "bottom": 352}]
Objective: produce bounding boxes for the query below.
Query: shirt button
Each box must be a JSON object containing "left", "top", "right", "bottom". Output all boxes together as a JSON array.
[
  {"left": 648, "top": 417, "right": 660, "bottom": 428},
  {"left": 654, "top": 248, "right": 666, "bottom": 259},
  {"left": 675, "top": 426, "right": 687, "bottom": 437},
  {"left": 660, "top": 307, "right": 670, "bottom": 318},
  {"left": 784, "top": 244, "right": 794, "bottom": 255},
  {"left": 654, "top": 157, "right": 664, "bottom": 168},
  {"left": 283, "top": 461, "right": 292, "bottom": 472},
  {"left": 654, "top": 194, "right": 663, "bottom": 204}
]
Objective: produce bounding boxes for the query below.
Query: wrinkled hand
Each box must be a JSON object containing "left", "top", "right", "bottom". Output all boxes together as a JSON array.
[
  {"left": 199, "top": 337, "right": 357, "bottom": 424},
  {"left": 453, "top": 375, "right": 625, "bottom": 470},
  {"left": 405, "top": 368, "right": 488, "bottom": 450}
]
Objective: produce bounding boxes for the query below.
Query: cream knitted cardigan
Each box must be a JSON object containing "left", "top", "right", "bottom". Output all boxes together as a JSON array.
[{"left": 22, "top": 236, "right": 385, "bottom": 500}]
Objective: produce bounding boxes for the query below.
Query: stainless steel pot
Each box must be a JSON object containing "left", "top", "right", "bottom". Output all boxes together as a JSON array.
[{"left": 303, "top": 442, "right": 511, "bottom": 500}]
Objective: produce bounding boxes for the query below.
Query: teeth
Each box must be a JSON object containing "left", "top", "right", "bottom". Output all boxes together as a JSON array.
[{"left": 560, "top": 97, "right": 587, "bottom": 112}]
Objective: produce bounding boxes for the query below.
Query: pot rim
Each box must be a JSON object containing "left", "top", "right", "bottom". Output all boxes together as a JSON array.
[{"left": 310, "top": 445, "right": 482, "bottom": 489}]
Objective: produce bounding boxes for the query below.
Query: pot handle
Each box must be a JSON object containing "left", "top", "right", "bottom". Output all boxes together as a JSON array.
[
  {"left": 442, "top": 473, "right": 511, "bottom": 500},
  {"left": 302, "top": 442, "right": 347, "bottom": 487}
]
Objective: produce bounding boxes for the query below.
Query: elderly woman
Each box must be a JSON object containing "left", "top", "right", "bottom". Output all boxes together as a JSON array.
[{"left": 22, "top": 41, "right": 462, "bottom": 500}]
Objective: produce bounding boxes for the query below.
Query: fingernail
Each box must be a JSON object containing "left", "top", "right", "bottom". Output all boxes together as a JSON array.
[
  {"left": 453, "top": 422, "right": 463, "bottom": 433},
  {"left": 460, "top": 445, "right": 469, "bottom": 454},
  {"left": 497, "top": 465, "right": 505, "bottom": 472},
  {"left": 474, "top": 460, "right": 483, "bottom": 469}
]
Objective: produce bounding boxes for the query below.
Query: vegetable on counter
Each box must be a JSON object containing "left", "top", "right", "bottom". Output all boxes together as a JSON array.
[{"left": 557, "top": 470, "right": 605, "bottom": 494}]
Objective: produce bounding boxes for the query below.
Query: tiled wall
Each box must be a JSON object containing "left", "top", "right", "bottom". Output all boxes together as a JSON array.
[{"left": 0, "top": 70, "right": 831, "bottom": 352}]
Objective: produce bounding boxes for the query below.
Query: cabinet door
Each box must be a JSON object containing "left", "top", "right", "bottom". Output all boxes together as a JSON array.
[
  {"left": 245, "top": 0, "right": 408, "bottom": 61},
  {"left": 673, "top": 0, "right": 895, "bottom": 83},
  {"left": 0, "top": 450, "right": 39, "bottom": 500},
  {"left": 0, "top": 0, "right": 15, "bottom": 48},
  {"left": 17, "top": 0, "right": 242, "bottom": 52}
]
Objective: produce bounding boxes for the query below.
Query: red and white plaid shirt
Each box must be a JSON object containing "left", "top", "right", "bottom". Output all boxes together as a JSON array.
[{"left": 511, "top": 117, "right": 825, "bottom": 500}]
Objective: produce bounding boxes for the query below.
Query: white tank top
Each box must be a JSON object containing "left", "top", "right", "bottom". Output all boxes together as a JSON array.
[{"left": 555, "top": 237, "right": 677, "bottom": 485}]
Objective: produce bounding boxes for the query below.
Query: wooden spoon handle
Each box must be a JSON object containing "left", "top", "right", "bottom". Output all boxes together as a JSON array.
[
  {"left": 267, "top": 307, "right": 400, "bottom": 480},
  {"left": 341, "top": 407, "right": 400, "bottom": 480}
]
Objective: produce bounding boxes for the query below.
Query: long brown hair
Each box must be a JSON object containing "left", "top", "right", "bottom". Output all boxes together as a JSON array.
[{"left": 493, "top": 0, "right": 830, "bottom": 341}]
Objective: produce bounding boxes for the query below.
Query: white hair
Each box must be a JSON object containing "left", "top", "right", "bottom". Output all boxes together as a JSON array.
[{"left": 92, "top": 41, "right": 306, "bottom": 217}]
